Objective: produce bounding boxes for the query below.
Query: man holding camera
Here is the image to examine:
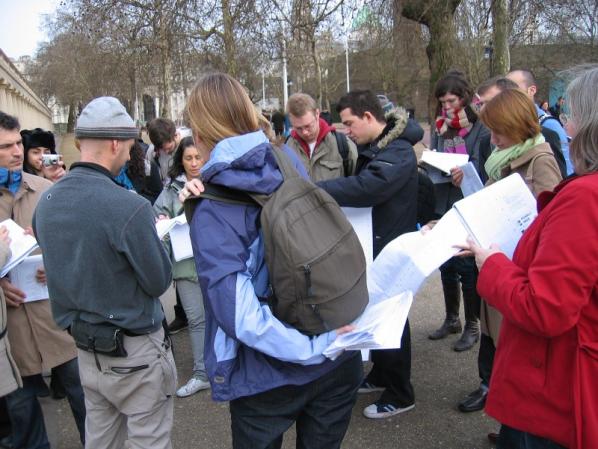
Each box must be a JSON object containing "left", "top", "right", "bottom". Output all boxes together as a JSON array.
[
  {"left": 33, "top": 97, "right": 175, "bottom": 449},
  {"left": 0, "top": 111, "right": 86, "bottom": 448}
]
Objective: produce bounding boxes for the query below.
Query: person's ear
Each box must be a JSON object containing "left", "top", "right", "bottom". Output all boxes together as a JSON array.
[
  {"left": 363, "top": 111, "right": 375, "bottom": 123},
  {"left": 529, "top": 85, "right": 537, "bottom": 97}
]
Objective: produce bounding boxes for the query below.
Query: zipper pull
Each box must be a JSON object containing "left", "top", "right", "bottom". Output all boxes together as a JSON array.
[{"left": 303, "top": 264, "right": 313, "bottom": 297}]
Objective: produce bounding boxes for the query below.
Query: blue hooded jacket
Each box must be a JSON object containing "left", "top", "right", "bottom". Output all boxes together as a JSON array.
[{"left": 190, "top": 130, "right": 351, "bottom": 401}]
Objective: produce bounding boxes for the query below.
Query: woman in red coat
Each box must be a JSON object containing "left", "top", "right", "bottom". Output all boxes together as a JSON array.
[{"left": 463, "top": 66, "right": 598, "bottom": 448}]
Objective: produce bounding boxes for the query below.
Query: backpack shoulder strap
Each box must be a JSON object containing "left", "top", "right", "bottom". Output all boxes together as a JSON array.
[
  {"left": 333, "top": 131, "right": 350, "bottom": 176},
  {"left": 184, "top": 183, "right": 256, "bottom": 224},
  {"left": 270, "top": 148, "right": 299, "bottom": 180},
  {"left": 539, "top": 113, "right": 558, "bottom": 127}
]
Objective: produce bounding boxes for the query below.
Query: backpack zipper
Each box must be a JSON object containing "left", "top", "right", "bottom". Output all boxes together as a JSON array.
[{"left": 303, "top": 264, "right": 313, "bottom": 297}]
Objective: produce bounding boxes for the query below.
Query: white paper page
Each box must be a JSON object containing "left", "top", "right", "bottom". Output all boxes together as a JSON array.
[
  {"left": 9, "top": 255, "right": 48, "bottom": 302},
  {"left": 169, "top": 222, "right": 194, "bottom": 262},
  {"left": 459, "top": 161, "right": 484, "bottom": 197},
  {"left": 0, "top": 219, "right": 39, "bottom": 277},
  {"left": 324, "top": 292, "right": 413, "bottom": 360},
  {"left": 156, "top": 214, "right": 187, "bottom": 240},
  {"left": 156, "top": 218, "right": 176, "bottom": 240},
  {"left": 341, "top": 207, "right": 373, "bottom": 265},
  {"left": 366, "top": 232, "right": 427, "bottom": 305},
  {"left": 453, "top": 173, "right": 537, "bottom": 258},
  {"left": 421, "top": 150, "right": 469, "bottom": 174}
]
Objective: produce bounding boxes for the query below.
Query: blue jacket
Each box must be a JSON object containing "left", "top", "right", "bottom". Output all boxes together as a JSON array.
[
  {"left": 191, "top": 131, "right": 350, "bottom": 402},
  {"left": 536, "top": 104, "right": 572, "bottom": 175}
]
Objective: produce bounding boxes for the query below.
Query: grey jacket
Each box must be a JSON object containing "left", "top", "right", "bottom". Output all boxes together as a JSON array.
[
  {"left": 33, "top": 163, "right": 172, "bottom": 334},
  {"left": 286, "top": 125, "right": 358, "bottom": 182}
]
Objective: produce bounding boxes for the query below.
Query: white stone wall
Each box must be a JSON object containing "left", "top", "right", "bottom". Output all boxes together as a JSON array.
[{"left": 0, "top": 49, "right": 53, "bottom": 130}]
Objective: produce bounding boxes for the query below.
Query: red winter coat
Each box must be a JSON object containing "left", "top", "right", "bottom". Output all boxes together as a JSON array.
[{"left": 478, "top": 173, "right": 598, "bottom": 449}]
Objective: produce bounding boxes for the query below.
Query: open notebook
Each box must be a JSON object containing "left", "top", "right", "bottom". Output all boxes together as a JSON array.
[{"left": 0, "top": 219, "right": 39, "bottom": 277}]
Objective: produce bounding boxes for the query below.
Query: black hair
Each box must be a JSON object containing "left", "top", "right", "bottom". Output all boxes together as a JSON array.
[
  {"left": 434, "top": 70, "right": 478, "bottom": 123},
  {"left": 434, "top": 70, "right": 474, "bottom": 104},
  {"left": 127, "top": 140, "right": 146, "bottom": 184},
  {"left": 0, "top": 111, "right": 20, "bottom": 131},
  {"left": 167, "top": 136, "right": 196, "bottom": 181},
  {"left": 336, "top": 90, "right": 385, "bottom": 122}
]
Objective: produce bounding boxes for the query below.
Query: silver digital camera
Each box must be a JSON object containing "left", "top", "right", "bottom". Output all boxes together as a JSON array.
[{"left": 42, "top": 154, "right": 62, "bottom": 167}]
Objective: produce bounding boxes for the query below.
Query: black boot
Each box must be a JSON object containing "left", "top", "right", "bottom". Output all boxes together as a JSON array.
[
  {"left": 453, "top": 320, "right": 480, "bottom": 351},
  {"left": 429, "top": 282, "right": 462, "bottom": 340},
  {"left": 454, "top": 288, "right": 481, "bottom": 351}
]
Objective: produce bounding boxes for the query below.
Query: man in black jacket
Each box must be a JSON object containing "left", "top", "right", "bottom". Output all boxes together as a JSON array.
[{"left": 317, "top": 90, "right": 423, "bottom": 419}]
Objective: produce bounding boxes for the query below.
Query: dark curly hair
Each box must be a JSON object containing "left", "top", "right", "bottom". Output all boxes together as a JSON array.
[{"left": 167, "top": 136, "right": 196, "bottom": 181}]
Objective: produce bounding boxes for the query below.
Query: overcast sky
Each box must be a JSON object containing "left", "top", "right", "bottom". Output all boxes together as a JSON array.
[{"left": 0, "top": 0, "right": 59, "bottom": 59}]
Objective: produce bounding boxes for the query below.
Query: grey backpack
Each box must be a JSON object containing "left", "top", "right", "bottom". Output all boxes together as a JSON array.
[{"left": 185, "top": 149, "right": 368, "bottom": 335}]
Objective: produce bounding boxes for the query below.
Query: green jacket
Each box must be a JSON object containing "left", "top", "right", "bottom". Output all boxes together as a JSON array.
[{"left": 153, "top": 179, "right": 199, "bottom": 282}]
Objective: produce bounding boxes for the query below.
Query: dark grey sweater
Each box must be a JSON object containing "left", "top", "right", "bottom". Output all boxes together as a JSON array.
[{"left": 33, "top": 163, "right": 172, "bottom": 334}]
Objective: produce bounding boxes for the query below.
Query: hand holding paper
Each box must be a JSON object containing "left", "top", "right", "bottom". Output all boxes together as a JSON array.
[{"left": 0, "top": 219, "right": 39, "bottom": 277}]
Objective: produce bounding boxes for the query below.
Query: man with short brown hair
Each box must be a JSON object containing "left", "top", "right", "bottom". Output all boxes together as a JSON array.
[
  {"left": 0, "top": 110, "right": 86, "bottom": 449},
  {"left": 286, "top": 93, "right": 357, "bottom": 182}
]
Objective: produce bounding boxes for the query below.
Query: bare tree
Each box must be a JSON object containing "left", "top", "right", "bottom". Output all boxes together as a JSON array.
[
  {"left": 398, "top": 0, "right": 462, "bottom": 120},
  {"left": 491, "top": 0, "right": 510, "bottom": 75}
]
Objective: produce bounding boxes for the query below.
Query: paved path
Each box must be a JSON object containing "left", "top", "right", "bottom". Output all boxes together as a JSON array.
[
  {"left": 42, "top": 272, "right": 498, "bottom": 449},
  {"left": 47, "top": 131, "right": 498, "bottom": 448}
]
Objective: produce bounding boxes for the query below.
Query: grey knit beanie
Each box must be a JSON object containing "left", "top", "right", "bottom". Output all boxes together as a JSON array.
[{"left": 75, "top": 97, "right": 138, "bottom": 140}]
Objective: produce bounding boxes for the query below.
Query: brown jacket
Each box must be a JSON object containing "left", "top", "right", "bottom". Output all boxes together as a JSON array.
[
  {"left": 481, "top": 142, "right": 562, "bottom": 343},
  {"left": 0, "top": 241, "right": 21, "bottom": 396},
  {"left": 286, "top": 131, "right": 357, "bottom": 183},
  {"left": 1, "top": 173, "right": 77, "bottom": 376}
]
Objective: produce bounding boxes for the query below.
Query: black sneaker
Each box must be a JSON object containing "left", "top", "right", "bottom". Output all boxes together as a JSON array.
[{"left": 168, "top": 316, "right": 188, "bottom": 334}]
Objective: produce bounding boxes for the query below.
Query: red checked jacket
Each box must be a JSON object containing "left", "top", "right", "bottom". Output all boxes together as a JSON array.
[{"left": 478, "top": 173, "right": 598, "bottom": 449}]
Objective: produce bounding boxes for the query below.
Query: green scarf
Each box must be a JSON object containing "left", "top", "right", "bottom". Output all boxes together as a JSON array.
[{"left": 485, "top": 134, "right": 546, "bottom": 181}]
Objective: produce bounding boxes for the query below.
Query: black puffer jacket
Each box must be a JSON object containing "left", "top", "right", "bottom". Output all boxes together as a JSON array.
[{"left": 317, "top": 108, "right": 422, "bottom": 258}]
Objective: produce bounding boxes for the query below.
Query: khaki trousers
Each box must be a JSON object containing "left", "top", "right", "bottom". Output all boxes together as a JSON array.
[{"left": 77, "top": 328, "right": 176, "bottom": 449}]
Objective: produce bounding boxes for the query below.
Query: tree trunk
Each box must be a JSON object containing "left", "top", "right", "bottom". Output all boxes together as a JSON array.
[
  {"left": 66, "top": 100, "right": 77, "bottom": 133},
  {"left": 160, "top": 47, "right": 173, "bottom": 119},
  {"left": 401, "top": 0, "right": 462, "bottom": 122},
  {"left": 491, "top": 0, "right": 510, "bottom": 76},
  {"left": 309, "top": 38, "right": 323, "bottom": 109},
  {"left": 221, "top": 0, "right": 238, "bottom": 77}
]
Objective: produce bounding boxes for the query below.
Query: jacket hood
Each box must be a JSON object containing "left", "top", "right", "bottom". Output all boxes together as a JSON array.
[
  {"left": 200, "top": 130, "right": 283, "bottom": 195},
  {"left": 377, "top": 107, "right": 423, "bottom": 150}
]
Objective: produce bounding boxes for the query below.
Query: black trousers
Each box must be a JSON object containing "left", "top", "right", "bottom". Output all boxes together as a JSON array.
[
  {"left": 478, "top": 333, "right": 496, "bottom": 387},
  {"left": 229, "top": 352, "right": 363, "bottom": 449},
  {"left": 364, "top": 319, "right": 414, "bottom": 407}
]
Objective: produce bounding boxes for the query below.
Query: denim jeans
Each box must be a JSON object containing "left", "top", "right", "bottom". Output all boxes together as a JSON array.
[
  {"left": 5, "top": 358, "right": 86, "bottom": 449},
  {"left": 229, "top": 351, "right": 363, "bottom": 449},
  {"left": 176, "top": 279, "right": 207, "bottom": 381},
  {"left": 498, "top": 425, "right": 567, "bottom": 449}
]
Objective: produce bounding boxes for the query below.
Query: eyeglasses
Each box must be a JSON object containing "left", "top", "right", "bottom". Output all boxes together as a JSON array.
[{"left": 293, "top": 116, "right": 318, "bottom": 134}]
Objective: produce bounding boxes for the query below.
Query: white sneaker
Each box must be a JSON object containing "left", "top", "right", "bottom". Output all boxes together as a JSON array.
[
  {"left": 363, "top": 401, "right": 415, "bottom": 419},
  {"left": 176, "top": 377, "right": 210, "bottom": 398}
]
